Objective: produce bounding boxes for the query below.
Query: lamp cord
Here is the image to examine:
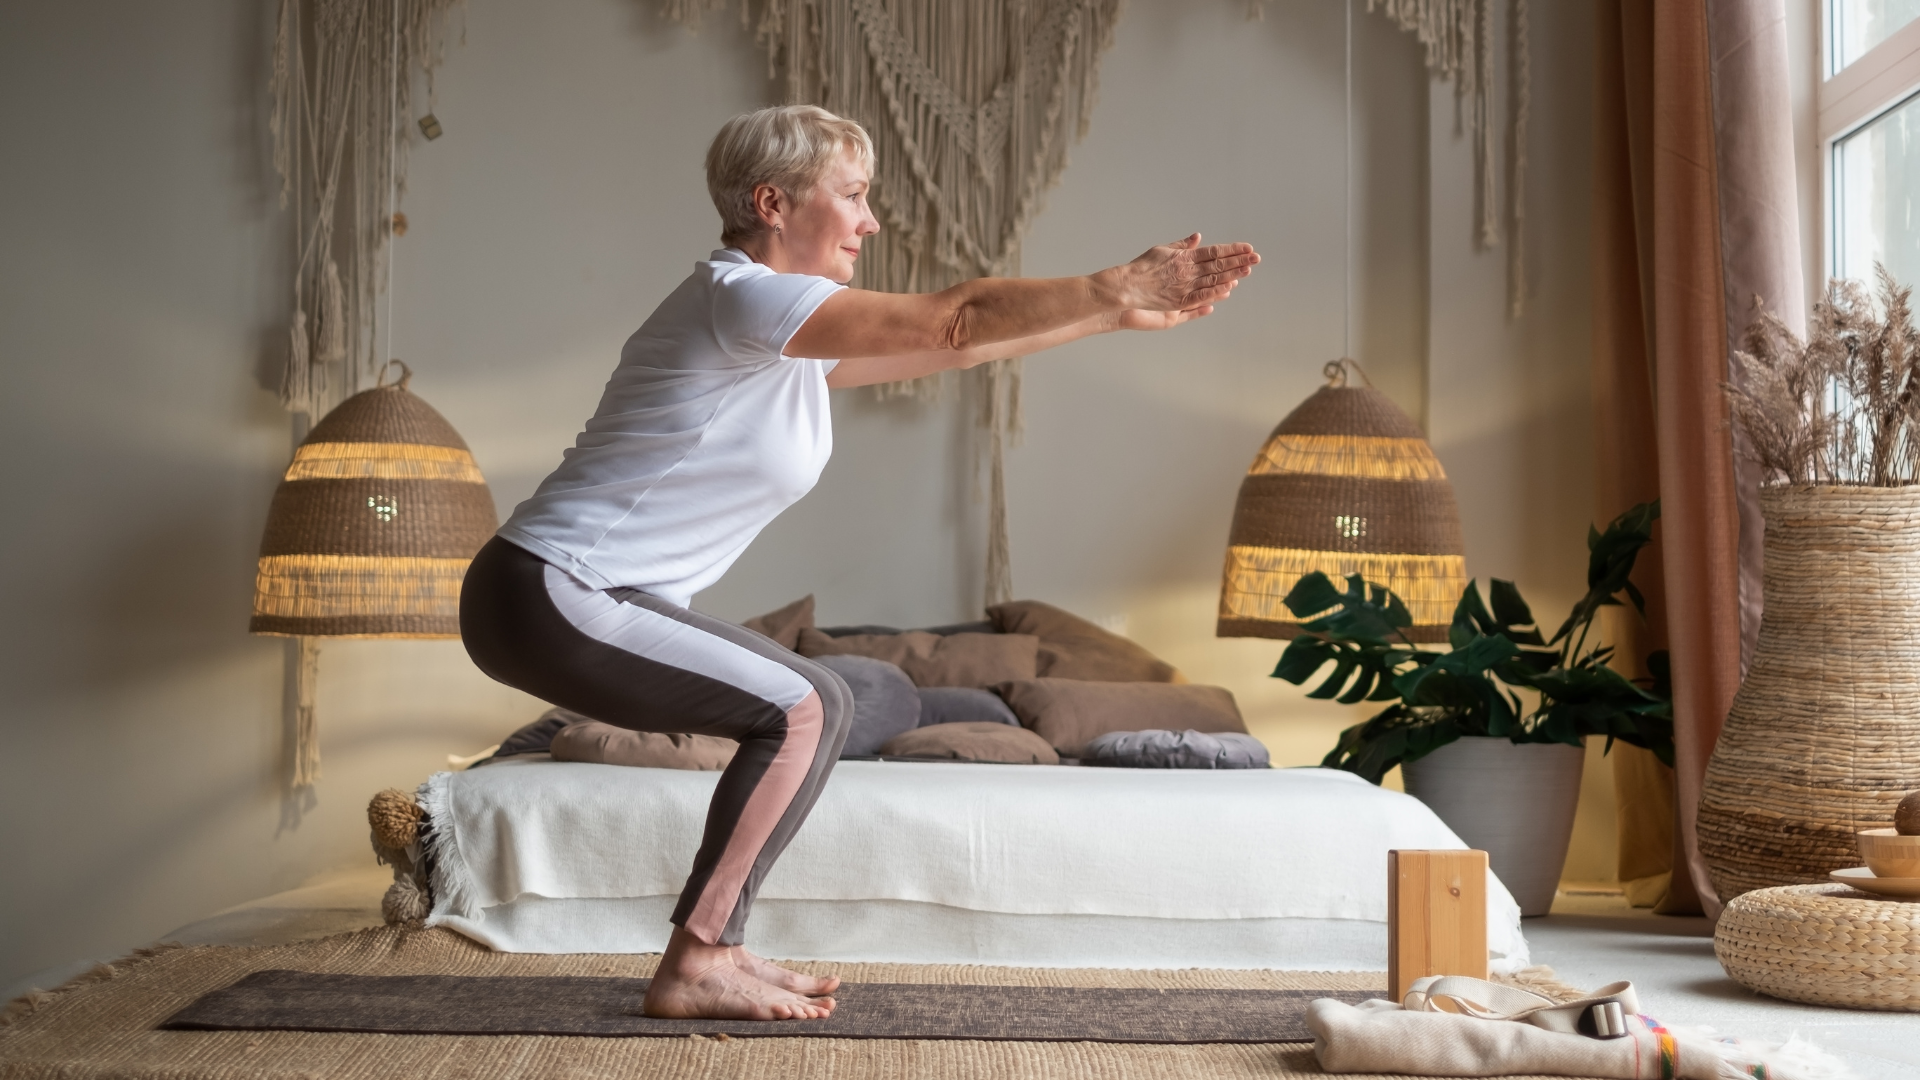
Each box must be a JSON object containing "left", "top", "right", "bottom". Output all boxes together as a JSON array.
[
  {"left": 1343, "top": 0, "right": 1353, "bottom": 364},
  {"left": 386, "top": 0, "right": 399, "bottom": 379}
]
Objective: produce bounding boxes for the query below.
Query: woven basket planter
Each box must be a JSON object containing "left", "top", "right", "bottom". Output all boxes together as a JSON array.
[
  {"left": 1698, "top": 485, "right": 1920, "bottom": 901},
  {"left": 1714, "top": 883, "right": 1920, "bottom": 1010}
]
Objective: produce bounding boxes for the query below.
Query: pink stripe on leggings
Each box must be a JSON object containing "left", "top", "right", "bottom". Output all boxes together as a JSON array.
[{"left": 682, "top": 691, "right": 825, "bottom": 943}]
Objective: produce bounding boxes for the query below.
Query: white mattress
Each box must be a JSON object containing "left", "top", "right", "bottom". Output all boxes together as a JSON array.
[{"left": 422, "top": 758, "right": 1529, "bottom": 971}]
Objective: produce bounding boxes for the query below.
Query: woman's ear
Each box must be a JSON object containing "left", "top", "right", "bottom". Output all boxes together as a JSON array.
[{"left": 752, "top": 182, "right": 785, "bottom": 232}]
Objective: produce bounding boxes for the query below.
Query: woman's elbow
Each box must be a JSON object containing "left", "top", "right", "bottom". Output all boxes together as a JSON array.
[{"left": 934, "top": 303, "right": 976, "bottom": 353}]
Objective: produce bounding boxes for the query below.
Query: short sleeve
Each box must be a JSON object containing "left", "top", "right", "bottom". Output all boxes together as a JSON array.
[{"left": 710, "top": 267, "right": 845, "bottom": 363}]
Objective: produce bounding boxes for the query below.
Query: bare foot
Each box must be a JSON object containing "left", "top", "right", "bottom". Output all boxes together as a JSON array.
[
  {"left": 644, "top": 927, "right": 834, "bottom": 1020},
  {"left": 732, "top": 946, "right": 841, "bottom": 998}
]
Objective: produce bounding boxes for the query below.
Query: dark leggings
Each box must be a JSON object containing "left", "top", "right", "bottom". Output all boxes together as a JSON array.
[{"left": 459, "top": 536, "right": 852, "bottom": 946}]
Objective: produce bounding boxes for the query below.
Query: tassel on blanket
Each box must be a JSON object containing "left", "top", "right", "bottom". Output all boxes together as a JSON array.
[{"left": 1309, "top": 974, "right": 1851, "bottom": 1080}]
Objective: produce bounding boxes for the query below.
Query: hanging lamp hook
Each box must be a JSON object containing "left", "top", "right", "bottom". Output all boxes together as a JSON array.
[
  {"left": 376, "top": 359, "right": 413, "bottom": 391},
  {"left": 1323, "top": 357, "right": 1374, "bottom": 388}
]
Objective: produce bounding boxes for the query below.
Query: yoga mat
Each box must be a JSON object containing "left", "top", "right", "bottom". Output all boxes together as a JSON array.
[{"left": 162, "top": 970, "right": 1374, "bottom": 1043}]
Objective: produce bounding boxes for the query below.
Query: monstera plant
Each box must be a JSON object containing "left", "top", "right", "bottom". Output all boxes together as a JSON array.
[{"left": 1277, "top": 501, "right": 1674, "bottom": 784}]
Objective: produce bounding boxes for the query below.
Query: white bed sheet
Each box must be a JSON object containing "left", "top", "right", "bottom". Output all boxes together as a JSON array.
[{"left": 422, "top": 758, "right": 1528, "bottom": 971}]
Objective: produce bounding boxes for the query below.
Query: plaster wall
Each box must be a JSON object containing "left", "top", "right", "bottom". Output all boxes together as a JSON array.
[{"left": 0, "top": 0, "right": 1604, "bottom": 992}]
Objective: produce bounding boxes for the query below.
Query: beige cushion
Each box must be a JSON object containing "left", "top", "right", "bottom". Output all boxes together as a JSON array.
[
  {"left": 797, "top": 628, "right": 1039, "bottom": 688},
  {"left": 879, "top": 722, "right": 1060, "bottom": 765},
  {"left": 740, "top": 595, "right": 814, "bottom": 651},
  {"left": 549, "top": 721, "right": 737, "bottom": 770},
  {"left": 987, "top": 599, "right": 1183, "bottom": 682},
  {"left": 994, "top": 679, "right": 1246, "bottom": 757}
]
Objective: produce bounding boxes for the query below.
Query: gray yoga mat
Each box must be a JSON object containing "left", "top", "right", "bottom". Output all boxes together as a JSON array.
[{"left": 161, "top": 970, "right": 1375, "bottom": 1043}]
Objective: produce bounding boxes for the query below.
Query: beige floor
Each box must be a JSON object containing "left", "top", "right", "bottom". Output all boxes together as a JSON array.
[
  {"left": 10, "top": 869, "right": 1919, "bottom": 1078},
  {"left": 1534, "top": 886, "right": 1920, "bottom": 1079}
]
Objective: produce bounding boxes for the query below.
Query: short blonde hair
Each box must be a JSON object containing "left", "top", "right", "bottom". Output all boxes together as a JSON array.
[{"left": 706, "top": 105, "right": 876, "bottom": 247}]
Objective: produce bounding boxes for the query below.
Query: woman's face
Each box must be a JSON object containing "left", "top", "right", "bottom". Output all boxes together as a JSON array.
[{"left": 761, "top": 148, "right": 879, "bottom": 283}]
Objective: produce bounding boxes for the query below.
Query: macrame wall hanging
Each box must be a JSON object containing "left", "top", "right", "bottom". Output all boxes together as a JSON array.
[
  {"left": 1255, "top": 0, "right": 1531, "bottom": 317},
  {"left": 668, "top": 0, "right": 1124, "bottom": 606},
  {"left": 270, "top": 0, "right": 466, "bottom": 422}
]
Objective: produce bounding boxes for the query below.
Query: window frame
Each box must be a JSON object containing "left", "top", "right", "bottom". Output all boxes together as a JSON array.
[{"left": 1820, "top": 3, "right": 1920, "bottom": 280}]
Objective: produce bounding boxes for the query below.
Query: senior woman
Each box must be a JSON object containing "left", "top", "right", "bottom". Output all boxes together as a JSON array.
[{"left": 460, "top": 104, "right": 1259, "bottom": 1021}]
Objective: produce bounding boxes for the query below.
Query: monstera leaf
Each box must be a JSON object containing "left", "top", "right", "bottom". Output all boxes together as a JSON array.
[
  {"left": 1271, "top": 572, "right": 1428, "bottom": 704},
  {"left": 1293, "top": 500, "right": 1675, "bottom": 784},
  {"left": 1549, "top": 500, "right": 1660, "bottom": 652},
  {"left": 1321, "top": 705, "right": 1468, "bottom": 784}
]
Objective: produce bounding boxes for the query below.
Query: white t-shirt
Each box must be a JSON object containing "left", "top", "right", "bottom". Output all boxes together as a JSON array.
[{"left": 497, "top": 249, "right": 844, "bottom": 606}]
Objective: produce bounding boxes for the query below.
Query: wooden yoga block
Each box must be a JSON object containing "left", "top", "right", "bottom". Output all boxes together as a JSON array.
[{"left": 1388, "top": 849, "right": 1489, "bottom": 1003}]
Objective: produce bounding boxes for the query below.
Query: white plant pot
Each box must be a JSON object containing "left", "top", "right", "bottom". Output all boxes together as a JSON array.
[{"left": 1401, "top": 737, "right": 1586, "bottom": 917}]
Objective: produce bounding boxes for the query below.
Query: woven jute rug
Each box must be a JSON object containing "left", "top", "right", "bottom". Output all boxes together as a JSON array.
[{"left": 0, "top": 925, "right": 1580, "bottom": 1079}]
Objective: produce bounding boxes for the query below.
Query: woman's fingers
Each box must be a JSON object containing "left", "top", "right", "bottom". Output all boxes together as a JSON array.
[{"left": 1120, "top": 235, "right": 1259, "bottom": 311}]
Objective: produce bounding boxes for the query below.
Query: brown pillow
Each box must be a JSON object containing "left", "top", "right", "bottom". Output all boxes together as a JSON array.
[
  {"left": 797, "top": 628, "right": 1039, "bottom": 688},
  {"left": 550, "top": 721, "right": 737, "bottom": 770},
  {"left": 987, "top": 600, "right": 1183, "bottom": 682},
  {"left": 993, "top": 679, "right": 1246, "bottom": 757},
  {"left": 740, "top": 595, "right": 814, "bottom": 651},
  {"left": 880, "top": 722, "right": 1060, "bottom": 765}
]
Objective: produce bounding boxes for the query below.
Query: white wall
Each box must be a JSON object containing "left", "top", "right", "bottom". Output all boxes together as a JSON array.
[{"left": 0, "top": 0, "right": 1602, "bottom": 992}]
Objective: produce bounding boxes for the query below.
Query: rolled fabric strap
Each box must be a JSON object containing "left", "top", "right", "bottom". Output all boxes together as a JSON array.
[{"left": 1405, "top": 976, "right": 1639, "bottom": 1040}]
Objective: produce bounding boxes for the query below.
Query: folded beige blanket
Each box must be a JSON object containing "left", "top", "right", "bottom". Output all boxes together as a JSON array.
[{"left": 1309, "top": 979, "right": 1848, "bottom": 1079}]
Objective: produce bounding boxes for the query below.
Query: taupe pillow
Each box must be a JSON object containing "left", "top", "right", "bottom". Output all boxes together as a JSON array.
[
  {"left": 879, "top": 722, "right": 1060, "bottom": 765},
  {"left": 797, "top": 628, "right": 1038, "bottom": 688},
  {"left": 741, "top": 595, "right": 814, "bottom": 651},
  {"left": 993, "top": 679, "right": 1246, "bottom": 757},
  {"left": 550, "top": 721, "right": 737, "bottom": 770},
  {"left": 987, "top": 599, "right": 1183, "bottom": 682}
]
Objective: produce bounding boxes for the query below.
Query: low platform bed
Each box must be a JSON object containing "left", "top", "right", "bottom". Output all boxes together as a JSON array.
[{"left": 391, "top": 757, "right": 1529, "bottom": 973}]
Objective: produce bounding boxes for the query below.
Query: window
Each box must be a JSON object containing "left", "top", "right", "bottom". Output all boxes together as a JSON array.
[
  {"left": 1832, "top": 91, "right": 1920, "bottom": 284},
  {"left": 1830, "top": 0, "right": 1920, "bottom": 76},
  {"left": 1823, "top": 0, "right": 1920, "bottom": 282}
]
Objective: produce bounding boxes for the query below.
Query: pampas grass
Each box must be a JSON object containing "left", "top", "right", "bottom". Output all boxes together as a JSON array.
[{"left": 1728, "top": 266, "right": 1920, "bottom": 487}]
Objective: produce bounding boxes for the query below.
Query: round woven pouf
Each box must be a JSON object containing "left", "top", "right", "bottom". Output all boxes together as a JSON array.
[{"left": 1715, "top": 884, "right": 1920, "bottom": 1011}]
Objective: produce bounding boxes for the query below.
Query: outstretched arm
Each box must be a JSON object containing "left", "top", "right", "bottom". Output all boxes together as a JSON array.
[
  {"left": 823, "top": 304, "right": 1216, "bottom": 389},
  {"left": 789, "top": 234, "right": 1259, "bottom": 372}
]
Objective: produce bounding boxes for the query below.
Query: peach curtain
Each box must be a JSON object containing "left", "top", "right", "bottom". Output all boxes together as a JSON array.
[{"left": 1591, "top": 0, "right": 1803, "bottom": 920}]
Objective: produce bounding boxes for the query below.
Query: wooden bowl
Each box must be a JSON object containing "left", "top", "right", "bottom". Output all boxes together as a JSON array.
[{"left": 1858, "top": 828, "right": 1920, "bottom": 879}]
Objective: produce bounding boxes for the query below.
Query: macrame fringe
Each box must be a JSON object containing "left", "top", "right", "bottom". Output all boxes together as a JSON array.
[
  {"left": 665, "top": 0, "right": 1118, "bottom": 607},
  {"left": 1252, "top": 0, "right": 1526, "bottom": 317},
  {"left": 317, "top": 257, "right": 348, "bottom": 365},
  {"left": 292, "top": 635, "right": 322, "bottom": 788},
  {"left": 270, "top": 0, "right": 465, "bottom": 421}
]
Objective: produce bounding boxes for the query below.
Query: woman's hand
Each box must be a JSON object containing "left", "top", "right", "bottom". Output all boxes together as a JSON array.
[
  {"left": 1098, "top": 234, "right": 1260, "bottom": 315},
  {"left": 1115, "top": 306, "right": 1214, "bottom": 332}
]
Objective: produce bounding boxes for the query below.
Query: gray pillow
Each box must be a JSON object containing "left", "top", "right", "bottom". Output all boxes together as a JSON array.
[
  {"left": 815, "top": 654, "right": 921, "bottom": 756},
  {"left": 917, "top": 686, "right": 1019, "bottom": 727},
  {"left": 880, "top": 722, "right": 1060, "bottom": 764},
  {"left": 1082, "top": 729, "right": 1271, "bottom": 769}
]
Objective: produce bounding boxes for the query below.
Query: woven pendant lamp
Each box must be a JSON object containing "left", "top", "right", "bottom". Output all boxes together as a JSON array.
[
  {"left": 1217, "top": 360, "right": 1466, "bottom": 643},
  {"left": 251, "top": 362, "right": 497, "bottom": 785}
]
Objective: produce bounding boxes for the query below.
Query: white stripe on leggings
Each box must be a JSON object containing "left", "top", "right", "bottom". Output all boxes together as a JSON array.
[{"left": 541, "top": 564, "right": 814, "bottom": 711}]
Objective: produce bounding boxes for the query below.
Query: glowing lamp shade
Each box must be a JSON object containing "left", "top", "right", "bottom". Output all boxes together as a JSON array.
[
  {"left": 251, "top": 369, "right": 496, "bottom": 638},
  {"left": 1217, "top": 366, "right": 1466, "bottom": 644}
]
